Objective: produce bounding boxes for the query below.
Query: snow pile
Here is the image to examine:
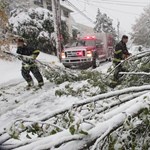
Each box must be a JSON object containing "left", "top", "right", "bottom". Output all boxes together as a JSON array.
[{"left": 0, "top": 59, "right": 22, "bottom": 84}]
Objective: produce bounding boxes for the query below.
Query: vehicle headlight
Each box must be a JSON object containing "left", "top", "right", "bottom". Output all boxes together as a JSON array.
[
  {"left": 61, "top": 52, "right": 66, "bottom": 59},
  {"left": 87, "top": 51, "right": 92, "bottom": 57}
]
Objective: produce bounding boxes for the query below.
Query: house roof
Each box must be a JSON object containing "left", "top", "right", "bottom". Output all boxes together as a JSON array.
[
  {"left": 60, "top": 1, "right": 94, "bottom": 28},
  {"left": 60, "top": 1, "right": 74, "bottom": 13}
]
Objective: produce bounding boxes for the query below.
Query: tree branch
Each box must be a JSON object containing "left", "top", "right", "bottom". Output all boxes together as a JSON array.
[{"left": 119, "top": 72, "right": 150, "bottom": 75}]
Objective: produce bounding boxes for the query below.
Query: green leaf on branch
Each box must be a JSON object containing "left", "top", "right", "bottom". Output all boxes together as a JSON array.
[
  {"left": 69, "top": 125, "right": 75, "bottom": 135},
  {"left": 79, "top": 130, "right": 88, "bottom": 135}
]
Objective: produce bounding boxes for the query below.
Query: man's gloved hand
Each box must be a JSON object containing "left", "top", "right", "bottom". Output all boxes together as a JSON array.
[
  {"left": 22, "top": 56, "right": 35, "bottom": 63},
  {"left": 23, "top": 64, "right": 30, "bottom": 70},
  {"left": 17, "top": 55, "right": 23, "bottom": 60}
]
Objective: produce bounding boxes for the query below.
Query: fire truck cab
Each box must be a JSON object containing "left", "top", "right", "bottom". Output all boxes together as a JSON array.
[{"left": 61, "top": 33, "right": 114, "bottom": 69}]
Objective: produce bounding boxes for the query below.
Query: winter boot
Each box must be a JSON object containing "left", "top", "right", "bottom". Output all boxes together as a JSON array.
[
  {"left": 33, "top": 82, "right": 44, "bottom": 91},
  {"left": 109, "top": 80, "right": 118, "bottom": 88},
  {"left": 26, "top": 81, "right": 34, "bottom": 90},
  {"left": 38, "top": 82, "right": 44, "bottom": 88}
]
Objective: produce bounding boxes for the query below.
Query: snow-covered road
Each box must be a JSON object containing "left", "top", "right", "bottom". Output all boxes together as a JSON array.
[{"left": 0, "top": 56, "right": 112, "bottom": 128}]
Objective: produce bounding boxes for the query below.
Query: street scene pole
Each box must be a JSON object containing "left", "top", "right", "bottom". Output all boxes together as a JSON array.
[
  {"left": 117, "top": 20, "right": 120, "bottom": 42},
  {"left": 52, "top": 0, "right": 62, "bottom": 60}
]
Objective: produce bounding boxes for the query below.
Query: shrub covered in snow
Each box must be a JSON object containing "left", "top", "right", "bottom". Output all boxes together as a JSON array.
[
  {"left": 9, "top": 7, "right": 70, "bottom": 54},
  {"left": 131, "top": 5, "right": 150, "bottom": 47},
  {"left": 9, "top": 8, "right": 54, "bottom": 54}
]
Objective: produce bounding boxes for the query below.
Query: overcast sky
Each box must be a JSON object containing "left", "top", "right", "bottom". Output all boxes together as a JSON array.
[{"left": 68, "top": 0, "right": 149, "bottom": 34}]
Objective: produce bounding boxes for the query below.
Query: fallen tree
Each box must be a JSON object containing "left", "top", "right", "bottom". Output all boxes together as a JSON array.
[
  {"left": 1, "top": 92, "right": 149, "bottom": 150},
  {"left": 0, "top": 86, "right": 150, "bottom": 149},
  {"left": 1, "top": 48, "right": 150, "bottom": 149}
]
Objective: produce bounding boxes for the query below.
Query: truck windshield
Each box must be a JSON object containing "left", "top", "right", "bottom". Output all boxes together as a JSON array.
[{"left": 71, "top": 40, "right": 95, "bottom": 47}]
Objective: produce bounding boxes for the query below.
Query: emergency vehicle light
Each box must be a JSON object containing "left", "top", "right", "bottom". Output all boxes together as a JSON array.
[
  {"left": 91, "top": 36, "right": 96, "bottom": 39},
  {"left": 84, "top": 36, "right": 96, "bottom": 39},
  {"left": 76, "top": 51, "right": 83, "bottom": 56}
]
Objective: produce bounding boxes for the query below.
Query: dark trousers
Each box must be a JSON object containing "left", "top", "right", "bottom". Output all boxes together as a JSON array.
[
  {"left": 114, "top": 63, "right": 127, "bottom": 81},
  {"left": 21, "top": 64, "right": 43, "bottom": 84}
]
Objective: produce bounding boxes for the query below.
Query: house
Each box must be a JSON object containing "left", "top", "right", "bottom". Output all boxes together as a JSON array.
[
  {"left": 28, "top": 0, "right": 73, "bottom": 35},
  {"left": 71, "top": 16, "right": 94, "bottom": 37}
]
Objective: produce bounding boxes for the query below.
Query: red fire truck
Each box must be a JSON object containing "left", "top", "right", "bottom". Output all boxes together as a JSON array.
[{"left": 61, "top": 33, "right": 114, "bottom": 69}]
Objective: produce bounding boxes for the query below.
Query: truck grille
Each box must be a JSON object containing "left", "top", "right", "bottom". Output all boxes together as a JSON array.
[{"left": 65, "top": 50, "right": 85, "bottom": 57}]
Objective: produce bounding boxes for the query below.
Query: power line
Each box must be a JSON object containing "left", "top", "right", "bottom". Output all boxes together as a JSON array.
[
  {"left": 97, "top": 5, "right": 139, "bottom": 16},
  {"left": 65, "top": 0, "right": 95, "bottom": 24},
  {"left": 100, "top": 0, "right": 148, "bottom": 4},
  {"left": 91, "top": 0, "right": 146, "bottom": 7},
  {"left": 78, "top": 0, "right": 139, "bottom": 32},
  {"left": 79, "top": 0, "right": 140, "bottom": 16}
]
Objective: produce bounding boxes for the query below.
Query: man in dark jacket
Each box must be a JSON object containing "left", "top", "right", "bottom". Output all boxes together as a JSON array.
[
  {"left": 113, "top": 35, "right": 131, "bottom": 81},
  {"left": 16, "top": 38, "right": 44, "bottom": 89}
]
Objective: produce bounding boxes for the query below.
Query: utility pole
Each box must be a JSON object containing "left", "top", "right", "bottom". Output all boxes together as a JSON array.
[
  {"left": 117, "top": 20, "right": 120, "bottom": 42},
  {"left": 52, "top": 0, "right": 62, "bottom": 60}
]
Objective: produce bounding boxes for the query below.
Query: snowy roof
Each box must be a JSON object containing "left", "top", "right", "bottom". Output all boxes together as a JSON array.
[
  {"left": 60, "top": 1, "right": 94, "bottom": 28},
  {"left": 60, "top": 1, "right": 74, "bottom": 12},
  {"left": 71, "top": 13, "right": 95, "bottom": 28}
]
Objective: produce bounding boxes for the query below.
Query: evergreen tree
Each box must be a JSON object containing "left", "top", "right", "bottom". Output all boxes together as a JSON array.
[
  {"left": 72, "top": 29, "right": 78, "bottom": 40},
  {"left": 94, "top": 8, "right": 117, "bottom": 39},
  {"left": 9, "top": 8, "right": 54, "bottom": 53},
  {"left": 61, "top": 20, "right": 70, "bottom": 45},
  {"left": 9, "top": 8, "right": 70, "bottom": 54},
  {"left": 94, "top": 9, "right": 103, "bottom": 32},
  {"left": 131, "top": 6, "right": 150, "bottom": 47}
]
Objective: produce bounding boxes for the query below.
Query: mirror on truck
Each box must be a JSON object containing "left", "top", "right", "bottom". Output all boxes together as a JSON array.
[
  {"left": 64, "top": 45, "right": 69, "bottom": 48},
  {"left": 96, "top": 43, "right": 103, "bottom": 48},
  {"left": 96, "top": 44, "right": 100, "bottom": 48}
]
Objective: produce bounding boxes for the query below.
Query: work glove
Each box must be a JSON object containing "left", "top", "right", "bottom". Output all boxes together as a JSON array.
[
  {"left": 22, "top": 56, "right": 35, "bottom": 63},
  {"left": 17, "top": 55, "right": 23, "bottom": 60},
  {"left": 23, "top": 64, "right": 30, "bottom": 70}
]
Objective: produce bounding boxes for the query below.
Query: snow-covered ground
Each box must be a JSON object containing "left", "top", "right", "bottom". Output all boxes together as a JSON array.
[
  {"left": 0, "top": 45, "right": 60, "bottom": 85},
  {"left": 0, "top": 59, "right": 22, "bottom": 84},
  {"left": 0, "top": 71, "right": 149, "bottom": 150},
  {"left": 0, "top": 48, "right": 111, "bottom": 121},
  {"left": 0, "top": 47, "right": 111, "bottom": 138},
  {"left": 1, "top": 47, "right": 149, "bottom": 149},
  {"left": 129, "top": 45, "right": 148, "bottom": 55}
]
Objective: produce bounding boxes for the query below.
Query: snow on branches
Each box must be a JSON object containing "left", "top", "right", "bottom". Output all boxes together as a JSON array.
[
  {"left": 0, "top": 86, "right": 150, "bottom": 150},
  {"left": 0, "top": 49, "right": 150, "bottom": 149},
  {"left": 94, "top": 8, "right": 117, "bottom": 38},
  {"left": 131, "top": 5, "right": 150, "bottom": 47},
  {"left": 9, "top": 7, "right": 54, "bottom": 54}
]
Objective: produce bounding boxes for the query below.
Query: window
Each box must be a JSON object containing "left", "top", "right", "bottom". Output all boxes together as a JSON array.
[
  {"left": 46, "top": 0, "right": 52, "bottom": 11},
  {"left": 34, "top": 0, "right": 43, "bottom": 7},
  {"left": 96, "top": 40, "right": 101, "bottom": 45},
  {"left": 63, "top": 10, "right": 69, "bottom": 18},
  {"left": 71, "top": 40, "right": 95, "bottom": 47}
]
